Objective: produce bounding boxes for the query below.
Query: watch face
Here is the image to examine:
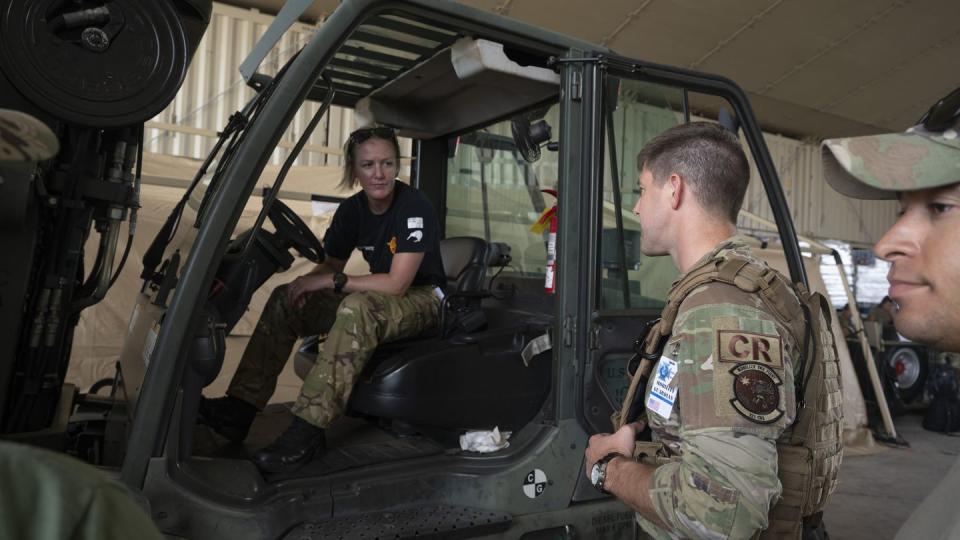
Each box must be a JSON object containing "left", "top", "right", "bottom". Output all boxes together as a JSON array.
[{"left": 590, "top": 463, "right": 601, "bottom": 486}]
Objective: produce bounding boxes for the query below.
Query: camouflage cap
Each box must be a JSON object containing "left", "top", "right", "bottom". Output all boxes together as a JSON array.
[
  {"left": 0, "top": 109, "right": 59, "bottom": 163},
  {"left": 822, "top": 124, "right": 960, "bottom": 201}
]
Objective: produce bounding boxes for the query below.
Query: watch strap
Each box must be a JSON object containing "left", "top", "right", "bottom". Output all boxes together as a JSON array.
[
  {"left": 333, "top": 272, "right": 348, "bottom": 293},
  {"left": 594, "top": 451, "right": 624, "bottom": 494}
]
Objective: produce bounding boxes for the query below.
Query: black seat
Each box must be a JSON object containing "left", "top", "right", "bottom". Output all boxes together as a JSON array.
[
  {"left": 293, "top": 236, "right": 491, "bottom": 380},
  {"left": 293, "top": 236, "right": 552, "bottom": 433},
  {"left": 440, "top": 236, "right": 489, "bottom": 294}
]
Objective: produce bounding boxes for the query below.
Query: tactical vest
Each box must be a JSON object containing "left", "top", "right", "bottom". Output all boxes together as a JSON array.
[{"left": 615, "top": 252, "right": 843, "bottom": 540}]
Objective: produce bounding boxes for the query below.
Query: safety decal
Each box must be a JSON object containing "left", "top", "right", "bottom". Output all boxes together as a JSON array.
[
  {"left": 729, "top": 362, "right": 784, "bottom": 424},
  {"left": 523, "top": 469, "right": 547, "bottom": 499}
]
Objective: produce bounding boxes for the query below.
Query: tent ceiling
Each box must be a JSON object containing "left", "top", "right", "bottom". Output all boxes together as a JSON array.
[{"left": 218, "top": 0, "right": 960, "bottom": 139}]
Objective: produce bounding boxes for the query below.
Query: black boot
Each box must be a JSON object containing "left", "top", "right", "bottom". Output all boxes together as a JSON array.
[
  {"left": 253, "top": 416, "right": 326, "bottom": 474},
  {"left": 197, "top": 396, "right": 257, "bottom": 444}
]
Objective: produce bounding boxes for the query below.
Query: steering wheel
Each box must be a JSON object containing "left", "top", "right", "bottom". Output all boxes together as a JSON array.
[{"left": 266, "top": 198, "right": 324, "bottom": 263}]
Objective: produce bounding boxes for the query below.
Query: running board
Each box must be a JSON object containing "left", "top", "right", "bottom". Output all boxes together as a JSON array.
[{"left": 281, "top": 505, "right": 512, "bottom": 539}]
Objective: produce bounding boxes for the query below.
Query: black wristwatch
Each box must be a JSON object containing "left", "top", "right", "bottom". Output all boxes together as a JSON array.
[
  {"left": 590, "top": 452, "right": 624, "bottom": 494},
  {"left": 332, "top": 272, "right": 348, "bottom": 294}
]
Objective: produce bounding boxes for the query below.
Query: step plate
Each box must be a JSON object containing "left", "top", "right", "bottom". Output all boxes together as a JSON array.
[{"left": 282, "top": 505, "right": 512, "bottom": 539}]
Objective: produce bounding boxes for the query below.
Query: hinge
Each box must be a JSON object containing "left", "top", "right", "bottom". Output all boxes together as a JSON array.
[
  {"left": 562, "top": 315, "right": 574, "bottom": 347},
  {"left": 588, "top": 323, "right": 600, "bottom": 351},
  {"left": 570, "top": 68, "right": 582, "bottom": 101}
]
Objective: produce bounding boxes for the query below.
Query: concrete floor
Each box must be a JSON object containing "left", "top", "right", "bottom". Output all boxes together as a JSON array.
[{"left": 824, "top": 411, "right": 960, "bottom": 539}]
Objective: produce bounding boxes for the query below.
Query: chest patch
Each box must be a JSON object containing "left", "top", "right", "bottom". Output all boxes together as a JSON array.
[
  {"left": 717, "top": 330, "right": 783, "bottom": 369},
  {"left": 729, "top": 362, "right": 784, "bottom": 424},
  {"left": 387, "top": 235, "right": 397, "bottom": 254}
]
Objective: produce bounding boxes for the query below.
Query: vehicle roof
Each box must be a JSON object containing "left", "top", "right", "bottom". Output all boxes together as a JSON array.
[{"left": 272, "top": 0, "right": 612, "bottom": 110}]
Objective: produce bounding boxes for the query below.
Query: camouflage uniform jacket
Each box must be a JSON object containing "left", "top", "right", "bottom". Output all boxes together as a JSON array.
[
  {"left": 639, "top": 236, "right": 801, "bottom": 540},
  {"left": 0, "top": 441, "right": 165, "bottom": 540}
]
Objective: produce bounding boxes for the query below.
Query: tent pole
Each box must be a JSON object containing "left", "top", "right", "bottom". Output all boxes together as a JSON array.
[{"left": 831, "top": 251, "right": 898, "bottom": 439}]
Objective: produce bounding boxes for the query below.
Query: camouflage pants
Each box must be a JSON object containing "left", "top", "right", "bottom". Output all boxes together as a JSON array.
[{"left": 227, "top": 284, "right": 440, "bottom": 427}]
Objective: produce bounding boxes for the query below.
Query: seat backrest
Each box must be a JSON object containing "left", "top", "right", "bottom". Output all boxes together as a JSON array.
[{"left": 440, "top": 236, "right": 488, "bottom": 294}]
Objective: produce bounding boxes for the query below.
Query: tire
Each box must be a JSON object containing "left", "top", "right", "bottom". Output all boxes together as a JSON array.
[{"left": 886, "top": 346, "right": 929, "bottom": 403}]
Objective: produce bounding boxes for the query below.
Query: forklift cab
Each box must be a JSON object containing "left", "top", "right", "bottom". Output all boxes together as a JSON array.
[{"left": 89, "top": 1, "right": 808, "bottom": 538}]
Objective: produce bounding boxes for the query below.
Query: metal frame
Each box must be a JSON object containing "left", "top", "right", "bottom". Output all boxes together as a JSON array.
[{"left": 122, "top": 0, "right": 611, "bottom": 494}]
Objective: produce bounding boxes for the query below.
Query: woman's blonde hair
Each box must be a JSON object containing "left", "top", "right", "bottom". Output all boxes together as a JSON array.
[{"left": 339, "top": 126, "right": 401, "bottom": 191}]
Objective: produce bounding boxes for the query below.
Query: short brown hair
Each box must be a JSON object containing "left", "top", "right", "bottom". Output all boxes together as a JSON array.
[
  {"left": 636, "top": 122, "right": 749, "bottom": 222},
  {"left": 340, "top": 126, "right": 401, "bottom": 190}
]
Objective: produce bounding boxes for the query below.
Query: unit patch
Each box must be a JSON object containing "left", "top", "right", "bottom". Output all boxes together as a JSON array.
[
  {"left": 717, "top": 330, "right": 783, "bottom": 368},
  {"left": 729, "top": 362, "right": 784, "bottom": 424}
]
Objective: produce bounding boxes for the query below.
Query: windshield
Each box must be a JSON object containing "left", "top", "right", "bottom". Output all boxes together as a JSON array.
[
  {"left": 444, "top": 105, "right": 560, "bottom": 278},
  {"left": 598, "top": 78, "right": 684, "bottom": 311}
]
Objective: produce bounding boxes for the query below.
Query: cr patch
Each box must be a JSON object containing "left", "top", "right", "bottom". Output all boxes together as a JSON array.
[{"left": 717, "top": 330, "right": 782, "bottom": 368}]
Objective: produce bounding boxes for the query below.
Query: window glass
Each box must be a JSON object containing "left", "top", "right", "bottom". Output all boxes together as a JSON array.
[
  {"left": 445, "top": 105, "right": 560, "bottom": 277},
  {"left": 599, "top": 78, "right": 683, "bottom": 310}
]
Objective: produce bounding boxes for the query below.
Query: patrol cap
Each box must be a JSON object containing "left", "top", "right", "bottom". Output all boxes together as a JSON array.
[
  {"left": 0, "top": 109, "right": 59, "bottom": 163},
  {"left": 822, "top": 87, "right": 960, "bottom": 200}
]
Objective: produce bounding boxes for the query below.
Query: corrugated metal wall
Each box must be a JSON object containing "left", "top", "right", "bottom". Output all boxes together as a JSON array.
[
  {"left": 148, "top": 2, "right": 897, "bottom": 245},
  {"left": 740, "top": 130, "right": 899, "bottom": 246},
  {"left": 146, "top": 3, "right": 366, "bottom": 169}
]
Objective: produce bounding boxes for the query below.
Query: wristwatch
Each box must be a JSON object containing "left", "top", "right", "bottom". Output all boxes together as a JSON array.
[
  {"left": 332, "top": 272, "right": 348, "bottom": 294},
  {"left": 590, "top": 452, "right": 624, "bottom": 494}
]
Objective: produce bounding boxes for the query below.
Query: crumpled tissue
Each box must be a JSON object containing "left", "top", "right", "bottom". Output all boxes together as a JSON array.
[{"left": 459, "top": 427, "right": 511, "bottom": 453}]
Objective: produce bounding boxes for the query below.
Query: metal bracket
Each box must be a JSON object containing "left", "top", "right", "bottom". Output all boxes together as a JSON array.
[
  {"left": 238, "top": 0, "right": 313, "bottom": 82},
  {"left": 588, "top": 323, "right": 600, "bottom": 351}
]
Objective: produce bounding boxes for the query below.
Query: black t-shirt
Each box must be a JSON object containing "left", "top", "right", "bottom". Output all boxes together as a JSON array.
[{"left": 323, "top": 182, "right": 446, "bottom": 288}]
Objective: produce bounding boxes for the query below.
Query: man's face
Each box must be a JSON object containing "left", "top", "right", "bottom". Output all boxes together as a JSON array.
[
  {"left": 632, "top": 167, "right": 670, "bottom": 256},
  {"left": 874, "top": 183, "right": 960, "bottom": 351}
]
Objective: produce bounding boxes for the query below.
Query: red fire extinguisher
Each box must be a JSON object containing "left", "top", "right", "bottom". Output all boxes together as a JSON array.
[{"left": 531, "top": 189, "right": 558, "bottom": 294}]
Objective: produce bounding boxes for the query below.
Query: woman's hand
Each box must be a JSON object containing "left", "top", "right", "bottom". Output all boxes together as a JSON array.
[{"left": 286, "top": 273, "right": 331, "bottom": 309}]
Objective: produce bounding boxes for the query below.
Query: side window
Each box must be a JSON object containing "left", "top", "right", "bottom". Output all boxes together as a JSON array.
[
  {"left": 444, "top": 106, "right": 560, "bottom": 277},
  {"left": 599, "top": 78, "right": 682, "bottom": 310}
]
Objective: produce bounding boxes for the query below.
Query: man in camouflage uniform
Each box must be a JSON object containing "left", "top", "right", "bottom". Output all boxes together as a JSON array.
[
  {"left": 200, "top": 127, "right": 446, "bottom": 473},
  {"left": 585, "top": 122, "right": 828, "bottom": 539},
  {"left": 822, "top": 87, "right": 960, "bottom": 540}
]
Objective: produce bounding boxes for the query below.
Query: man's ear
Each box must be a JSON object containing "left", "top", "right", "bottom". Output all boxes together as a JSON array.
[{"left": 668, "top": 173, "right": 683, "bottom": 210}]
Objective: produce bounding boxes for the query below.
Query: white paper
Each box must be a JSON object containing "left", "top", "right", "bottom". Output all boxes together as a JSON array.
[{"left": 459, "top": 426, "right": 511, "bottom": 453}]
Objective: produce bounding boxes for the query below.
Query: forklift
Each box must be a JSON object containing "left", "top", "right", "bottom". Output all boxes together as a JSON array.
[{"left": 0, "top": 1, "right": 809, "bottom": 538}]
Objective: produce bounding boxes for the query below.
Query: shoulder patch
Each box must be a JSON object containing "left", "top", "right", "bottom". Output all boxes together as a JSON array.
[
  {"left": 729, "top": 362, "right": 784, "bottom": 424},
  {"left": 716, "top": 330, "right": 783, "bottom": 368},
  {"left": 407, "top": 217, "right": 423, "bottom": 229}
]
